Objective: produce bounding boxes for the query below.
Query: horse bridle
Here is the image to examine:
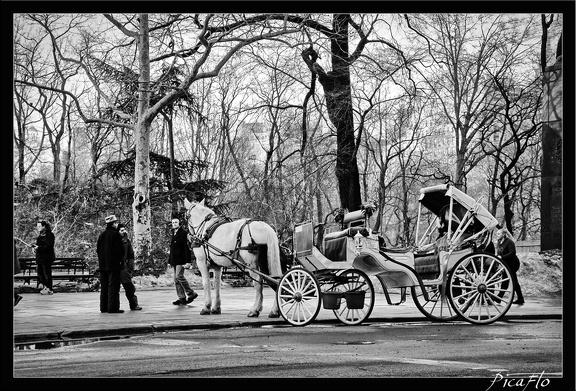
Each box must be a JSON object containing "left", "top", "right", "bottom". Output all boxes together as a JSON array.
[
  {"left": 185, "top": 202, "right": 216, "bottom": 240},
  {"left": 185, "top": 202, "right": 227, "bottom": 270}
]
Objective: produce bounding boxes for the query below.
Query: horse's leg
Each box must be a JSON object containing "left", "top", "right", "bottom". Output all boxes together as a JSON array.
[
  {"left": 211, "top": 268, "right": 222, "bottom": 314},
  {"left": 268, "top": 285, "right": 280, "bottom": 318},
  {"left": 197, "top": 260, "right": 212, "bottom": 315},
  {"left": 248, "top": 272, "right": 264, "bottom": 317}
]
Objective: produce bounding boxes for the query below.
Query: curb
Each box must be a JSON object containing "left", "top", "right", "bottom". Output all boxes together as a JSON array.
[{"left": 13, "top": 313, "right": 562, "bottom": 346}]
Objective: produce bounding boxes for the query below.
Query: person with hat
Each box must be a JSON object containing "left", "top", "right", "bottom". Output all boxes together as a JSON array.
[
  {"left": 96, "top": 215, "right": 125, "bottom": 313},
  {"left": 117, "top": 223, "right": 142, "bottom": 311}
]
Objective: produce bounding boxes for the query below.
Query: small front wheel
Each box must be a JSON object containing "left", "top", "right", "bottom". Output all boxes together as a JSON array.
[
  {"left": 277, "top": 267, "right": 321, "bottom": 326},
  {"left": 331, "top": 269, "right": 375, "bottom": 325},
  {"left": 448, "top": 253, "right": 514, "bottom": 325}
]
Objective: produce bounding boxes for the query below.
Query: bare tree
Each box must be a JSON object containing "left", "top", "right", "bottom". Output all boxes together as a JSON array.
[
  {"left": 403, "top": 14, "right": 540, "bottom": 189},
  {"left": 483, "top": 73, "right": 542, "bottom": 233},
  {"left": 13, "top": 18, "right": 46, "bottom": 184}
]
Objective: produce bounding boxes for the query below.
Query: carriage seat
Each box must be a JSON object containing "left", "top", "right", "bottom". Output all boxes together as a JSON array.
[
  {"left": 413, "top": 253, "right": 440, "bottom": 279},
  {"left": 342, "top": 210, "right": 365, "bottom": 226},
  {"left": 322, "top": 227, "right": 367, "bottom": 262}
]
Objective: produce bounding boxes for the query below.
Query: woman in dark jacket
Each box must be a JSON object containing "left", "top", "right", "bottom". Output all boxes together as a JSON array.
[
  {"left": 33, "top": 220, "right": 56, "bottom": 295},
  {"left": 496, "top": 228, "right": 525, "bottom": 305},
  {"left": 14, "top": 239, "right": 23, "bottom": 306}
]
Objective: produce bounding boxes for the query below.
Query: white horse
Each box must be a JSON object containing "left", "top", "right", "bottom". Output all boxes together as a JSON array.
[{"left": 183, "top": 199, "right": 282, "bottom": 318}]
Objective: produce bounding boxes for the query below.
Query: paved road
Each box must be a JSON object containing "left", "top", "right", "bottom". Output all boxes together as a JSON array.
[
  {"left": 12, "top": 286, "right": 562, "bottom": 344},
  {"left": 13, "top": 320, "right": 564, "bottom": 379}
]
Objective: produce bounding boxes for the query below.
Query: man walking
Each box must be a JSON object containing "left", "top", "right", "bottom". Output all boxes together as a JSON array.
[
  {"left": 169, "top": 217, "right": 198, "bottom": 305},
  {"left": 117, "top": 224, "right": 142, "bottom": 311},
  {"left": 97, "top": 215, "right": 125, "bottom": 314}
]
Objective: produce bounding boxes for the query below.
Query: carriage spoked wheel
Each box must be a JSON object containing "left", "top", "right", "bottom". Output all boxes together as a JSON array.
[
  {"left": 411, "top": 282, "right": 460, "bottom": 322},
  {"left": 447, "top": 252, "right": 514, "bottom": 325},
  {"left": 330, "top": 269, "right": 375, "bottom": 325},
  {"left": 277, "top": 267, "right": 321, "bottom": 326}
]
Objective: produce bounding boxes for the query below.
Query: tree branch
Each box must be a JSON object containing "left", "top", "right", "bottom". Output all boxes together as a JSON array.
[
  {"left": 103, "top": 14, "right": 138, "bottom": 37},
  {"left": 15, "top": 79, "right": 134, "bottom": 129}
]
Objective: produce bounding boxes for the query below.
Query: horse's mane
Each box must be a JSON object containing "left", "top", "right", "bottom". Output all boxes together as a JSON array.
[{"left": 187, "top": 201, "right": 218, "bottom": 222}]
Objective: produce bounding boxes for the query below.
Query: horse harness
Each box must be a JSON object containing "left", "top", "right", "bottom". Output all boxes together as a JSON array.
[{"left": 187, "top": 212, "right": 259, "bottom": 270}]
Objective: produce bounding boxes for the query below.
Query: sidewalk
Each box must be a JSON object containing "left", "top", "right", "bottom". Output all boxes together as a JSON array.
[{"left": 13, "top": 287, "right": 562, "bottom": 345}]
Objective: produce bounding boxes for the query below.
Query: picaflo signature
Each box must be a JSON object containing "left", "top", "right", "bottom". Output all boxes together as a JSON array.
[{"left": 487, "top": 372, "right": 551, "bottom": 391}]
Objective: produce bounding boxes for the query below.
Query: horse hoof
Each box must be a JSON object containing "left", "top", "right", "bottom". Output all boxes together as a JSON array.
[
  {"left": 247, "top": 311, "right": 260, "bottom": 318},
  {"left": 268, "top": 312, "right": 280, "bottom": 318},
  {"left": 211, "top": 308, "right": 221, "bottom": 315},
  {"left": 200, "top": 309, "right": 211, "bottom": 315}
]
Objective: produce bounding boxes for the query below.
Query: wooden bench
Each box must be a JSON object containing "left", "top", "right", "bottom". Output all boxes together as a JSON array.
[{"left": 15, "top": 257, "right": 95, "bottom": 287}]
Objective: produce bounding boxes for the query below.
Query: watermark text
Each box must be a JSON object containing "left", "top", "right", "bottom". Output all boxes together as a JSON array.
[{"left": 487, "top": 372, "right": 551, "bottom": 391}]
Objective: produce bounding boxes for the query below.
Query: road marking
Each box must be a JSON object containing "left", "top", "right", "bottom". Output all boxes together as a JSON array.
[
  {"left": 319, "top": 352, "right": 507, "bottom": 371},
  {"left": 132, "top": 338, "right": 201, "bottom": 346}
]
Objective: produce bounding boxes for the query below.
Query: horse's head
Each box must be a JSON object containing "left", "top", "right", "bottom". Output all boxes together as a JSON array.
[
  {"left": 184, "top": 199, "right": 215, "bottom": 235},
  {"left": 184, "top": 198, "right": 203, "bottom": 211}
]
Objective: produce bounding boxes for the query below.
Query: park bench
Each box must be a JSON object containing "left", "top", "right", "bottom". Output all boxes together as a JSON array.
[{"left": 15, "top": 257, "right": 95, "bottom": 288}]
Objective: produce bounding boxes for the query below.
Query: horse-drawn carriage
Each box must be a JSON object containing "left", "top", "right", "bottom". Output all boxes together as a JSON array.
[{"left": 184, "top": 183, "right": 515, "bottom": 327}]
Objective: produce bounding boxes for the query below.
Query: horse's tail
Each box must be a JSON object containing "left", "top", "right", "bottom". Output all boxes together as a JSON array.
[{"left": 265, "top": 227, "right": 282, "bottom": 277}]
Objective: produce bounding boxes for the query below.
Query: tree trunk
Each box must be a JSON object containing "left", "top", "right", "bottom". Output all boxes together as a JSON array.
[
  {"left": 132, "top": 14, "right": 154, "bottom": 271},
  {"left": 503, "top": 193, "right": 514, "bottom": 234},
  {"left": 301, "top": 14, "right": 362, "bottom": 212}
]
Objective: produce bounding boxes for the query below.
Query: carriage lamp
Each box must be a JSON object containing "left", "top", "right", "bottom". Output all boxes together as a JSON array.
[{"left": 354, "top": 231, "right": 364, "bottom": 254}]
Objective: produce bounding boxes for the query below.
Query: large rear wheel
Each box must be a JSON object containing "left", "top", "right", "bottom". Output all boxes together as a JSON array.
[
  {"left": 448, "top": 253, "right": 514, "bottom": 325},
  {"left": 411, "top": 282, "right": 459, "bottom": 322},
  {"left": 277, "top": 267, "right": 321, "bottom": 326}
]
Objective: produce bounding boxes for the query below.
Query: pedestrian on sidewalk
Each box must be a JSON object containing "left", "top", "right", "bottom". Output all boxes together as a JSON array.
[
  {"left": 14, "top": 239, "right": 23, "bottom": 307},
  {"left": 96, "top": 215, "right": 125, "bottom": 314},
  {"left": 33, "top": 220, "right": 55, "bottom": 295},
  {"left": 168, "top": 216, "right": 198, "bottom": 306},
  {"left": 117, "top": 224, "right": 142, "bottom": 311},
  {"left": 496, "top": 227, "right": 525, "bottom": 305}
]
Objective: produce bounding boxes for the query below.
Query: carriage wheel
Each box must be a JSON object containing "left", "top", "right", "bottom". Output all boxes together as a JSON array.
[
  {"left": 331, "top": 269, "right": 375, "bottom": 325},
  {"left": 411, "top": 282, "right": 460, "bottom": 322},
  {"left": 448, "top": 252, "right": 514, "bottom": 325},
  {"left": 277, "top": 267, "right": 321, "bottom": 326}
]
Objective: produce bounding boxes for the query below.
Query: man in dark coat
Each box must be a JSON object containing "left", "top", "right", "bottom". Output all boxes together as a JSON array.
[
  {"left": 97, "top": 215, "right": 125, "bottom": 313},
  {"left": 117, "top": 224, "right": 142, "bottom": 310},
  {"left": 168, "top": 217, "right": 197, "bottom": 305}
]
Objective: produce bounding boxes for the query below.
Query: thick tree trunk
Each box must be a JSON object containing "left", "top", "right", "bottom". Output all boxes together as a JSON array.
[
  {"left": 132, "top": 14, "right": 154, "bottom": 271},
  {"left": 301, "top": 14, "right": 362, "bottom": 212}
]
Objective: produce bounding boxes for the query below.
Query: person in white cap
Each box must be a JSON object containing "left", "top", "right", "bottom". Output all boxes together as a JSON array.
[{"left": 96, "top": 215, "right": 125, "bottom": 313}]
